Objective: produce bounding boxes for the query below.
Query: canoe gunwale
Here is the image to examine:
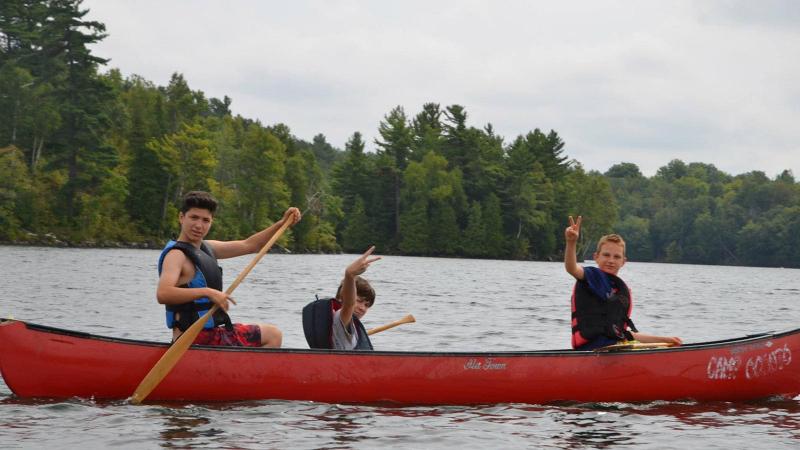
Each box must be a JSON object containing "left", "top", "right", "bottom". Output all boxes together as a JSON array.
[{"left": 4, "top": 318, "right": 796, "bottom": 357}]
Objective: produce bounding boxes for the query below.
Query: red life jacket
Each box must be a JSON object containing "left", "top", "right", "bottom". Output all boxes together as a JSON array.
[{"left": 571, "top": 271, "right": 637, "bottom": 349}]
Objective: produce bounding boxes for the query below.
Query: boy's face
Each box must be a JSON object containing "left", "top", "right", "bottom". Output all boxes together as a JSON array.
[
  {"left": 593, "top": 242, "right": 626, "bottom": 275},
  {"left": 179, "top": 207, "right": 214, "bottom": 243},
  {"left": 353, "top": 296, "right": 371, "bottom": 319}
]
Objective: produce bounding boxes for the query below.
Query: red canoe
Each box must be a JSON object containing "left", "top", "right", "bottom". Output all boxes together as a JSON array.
[{"left": 0, "top": 319, "right": 798, "bottom": 404}]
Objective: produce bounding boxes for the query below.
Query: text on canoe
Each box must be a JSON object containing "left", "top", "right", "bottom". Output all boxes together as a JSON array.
[
  {"left": 464, "top": 358, "right": 507, "bottom": 371},
  {"left": 706, "top": 343, "right": 792, "bottom": 380}
]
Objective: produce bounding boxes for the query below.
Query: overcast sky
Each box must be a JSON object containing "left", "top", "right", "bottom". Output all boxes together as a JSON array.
[{"left": 83, "top": 0, "right": 800, "bottom": 177}]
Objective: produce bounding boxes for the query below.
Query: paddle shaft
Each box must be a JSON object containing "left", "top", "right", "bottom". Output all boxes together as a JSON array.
[
  {"left": 130, "top": 219, "right": 292, "bottom": 404},
  {"left": 367, "top": 314, "right": 415, "bottom": 336}
]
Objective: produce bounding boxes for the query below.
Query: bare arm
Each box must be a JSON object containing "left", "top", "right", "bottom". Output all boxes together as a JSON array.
[
  {"left": 156, "top": 250, "right": 235, "bottom": 311},
  {"left": 208, "top": 207, "right": 301, "bottom": 259},
  {"left": 339, "top": 246, "right": 381, "bottom": 329},
  {"left": 631, "top": 332, "right": 683, "bottom": 346},
  {"left": 564, "top": 215, "right": 585, "bottom": 280}
]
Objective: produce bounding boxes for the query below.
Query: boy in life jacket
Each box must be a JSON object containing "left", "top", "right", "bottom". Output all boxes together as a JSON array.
[
  {"left": 303, "top": 246, "right": 381, "bottom": 350},
  {"left": 157, "top": 191, "right": 301, "bottom": 348},
  {"left": 564, "top": 215, "right": 682, "bottom": 350}
]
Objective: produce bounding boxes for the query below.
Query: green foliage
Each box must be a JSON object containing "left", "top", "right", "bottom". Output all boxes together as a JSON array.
[
  {"left": 332, "top": 131, "right": 374, "bottom": 227},
  {"left": 148, "top": 122, "right": 216, "bottom": 198},
  {"left": 2, "top": 1, "right": 800, "bottom": 268},
  {"left": 568, "top": 167, "right": 618, "bottom": 259},
  {"left": 374, "top": 106, "right": 413, "bottom": 246},
  {"left": 615, "top": 215, "right": 652, "bottom": 261},
  {"left": 234, "top": 125, "right": 289, "bottom": 235},
  {"left": 341, "top": 197, "right": 375, "bottom": 252},
  {"left": 410, "top": 102, "right": 443, "bottom": 160},
  {"left": 75, "top": 168, "right": 138, "bottom": 241},
  {"left": 309, "top": 133, "right": 340, "bottom": 174},
  {"left": 0, "top": 146, "right": 31, "bottom": 239},
  {"left": 306, "top": 219, "right": 339, "bottom": 253},
  {"left": 506, "top": 161, "right": 555, "bottom": 258},
  {"left": 482, "top": 193, "right": 506, "bottom": 258},
  {"left": 164, "top": 73, "right": 208, "bottom": 133},
  {"left": 119, "top": 75, "right": 174, "bottom": 235},
  {"left": 398, "top": 199, "right": 429, "bottom": 255},
  {"left": 398, "top": 151, "right": 466, "bottom": 256}
]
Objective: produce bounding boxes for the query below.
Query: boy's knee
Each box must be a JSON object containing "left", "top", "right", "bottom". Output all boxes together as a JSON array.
[{"left": 259, "top": 324, "right": 282, "bottom": 348}]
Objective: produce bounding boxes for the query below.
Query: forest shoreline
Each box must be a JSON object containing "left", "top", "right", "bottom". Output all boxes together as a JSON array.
[
  {"left": 0, "top": 236, "right": 562, "bottom": 261},
  {"left": 0, "top": 233, "right": 160, "bottom": 249}
]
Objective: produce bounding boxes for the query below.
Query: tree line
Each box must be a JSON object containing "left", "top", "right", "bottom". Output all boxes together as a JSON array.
[{"left": 2, "top": 1, "right": 799, "bottom": 268}]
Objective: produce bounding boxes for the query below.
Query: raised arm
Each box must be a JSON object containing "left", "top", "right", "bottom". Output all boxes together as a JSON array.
[
  {"left": 564, "top": 215, "right": 585, "bottom": 280},
  {"left": 339, "top": 246, "right": 381, "bottom": 329},
  {"left": 209, "top": 207, "right": 301, "bottom": 259}
]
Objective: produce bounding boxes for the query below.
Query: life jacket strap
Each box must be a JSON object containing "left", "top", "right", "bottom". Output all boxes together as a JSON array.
[
  {"left": 626, "top": 317, "right": 638, "bottom": 333},
  {"left": 166, "top": 302, "right": 233, "bottom": 332}
]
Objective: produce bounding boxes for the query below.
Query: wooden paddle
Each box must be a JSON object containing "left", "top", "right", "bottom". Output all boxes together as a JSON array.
[
  {"left": 594, "top": 341, "right": 677, "bottom": 352},
  {"left": 367, "top": 314, "right": 415, "bottom": 335},
  {"left": 130, "top": 219, "right": 293, "bottom": 405}
]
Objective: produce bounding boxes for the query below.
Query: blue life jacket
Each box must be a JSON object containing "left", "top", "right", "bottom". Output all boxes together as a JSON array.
[
  {"left": 571, "top": 267, "right": 637, "bottom": 349},
  {"left": 158, "top": 240, "right": 233, "bottom": 332},
  {"left": 302, "top": 296, "right": 373, "bottom": 350}
]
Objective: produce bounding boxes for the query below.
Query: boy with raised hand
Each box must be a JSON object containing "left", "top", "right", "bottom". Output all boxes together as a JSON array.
[
  {"left": 157, "top": 190, "right": 301, "bottom": 348},
  {"left": 302, "top": 246, "right": 381, "bottom": 350},
  {"left": 332, "top": 246, "right": 382, "bottom": 350},
  {"left": 564, "top": 215, "right": 682, "bottom": 350}
]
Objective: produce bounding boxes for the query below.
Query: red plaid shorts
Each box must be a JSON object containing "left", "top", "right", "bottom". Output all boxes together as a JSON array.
[{"left": 193, "top": 323, "right": 262, "bottom": 347}]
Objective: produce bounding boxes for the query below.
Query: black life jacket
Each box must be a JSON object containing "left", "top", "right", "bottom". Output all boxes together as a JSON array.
[
  {"left": 302, "top": 296, "right": 373, "bottom": 350},
  {"left": 158, "top": 240, "right": 233, "bottom": 332},
  {"left": 571, "top": 271, "right": 638, "bottom": 348}
]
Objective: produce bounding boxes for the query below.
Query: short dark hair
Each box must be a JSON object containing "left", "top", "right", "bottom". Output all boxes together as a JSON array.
[
  {"left": 336, "top": 276, "right": 376, "bottom": 307},
  {"left": 180, "top": 191, "right": 218, "bottom": 215}
]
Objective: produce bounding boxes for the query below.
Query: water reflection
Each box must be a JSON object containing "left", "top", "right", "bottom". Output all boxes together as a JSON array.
[
  {"left": 632, "top": 399, "right": 800, "bottom": 436},
  {"left": 294, "top": 404, "right": 371, "bottom": 446},
  {"left": 153, "top": 405, "right": 234, "bottom": 448},
  {"left": 557, "top": 414, "right": 635, "bottom": 448},
  {"left": 159, "top": 415, "right": 213, "bottom": 442},
  {"left": 557, "top": 399, "right": 800, "bottom": 446}
]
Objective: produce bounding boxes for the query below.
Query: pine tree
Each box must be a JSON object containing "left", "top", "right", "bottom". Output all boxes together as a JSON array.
[
  {"left": 410, "top": 102, "right": 443, "bottom": 161},
  {"left": 0, "top": 145, "right": 31, "bottom": 239},
  {"left": 342, "top": 196, "right": 375, "bottom": 252},
  {"left": 462, "top": 201, "right": 486, "bottom": 257},
  {"left": 374, "top": 106, "right": 412, "bottom": 247}
]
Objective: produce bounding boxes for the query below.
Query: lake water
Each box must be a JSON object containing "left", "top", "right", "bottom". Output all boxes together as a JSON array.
[{"left": 0, "top": 245, "right": 798, "bottom": 448}]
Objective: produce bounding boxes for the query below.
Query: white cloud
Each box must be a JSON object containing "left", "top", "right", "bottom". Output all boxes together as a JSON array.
[{"left": 84, "top": 0, "right": 800, "bottom": 177}]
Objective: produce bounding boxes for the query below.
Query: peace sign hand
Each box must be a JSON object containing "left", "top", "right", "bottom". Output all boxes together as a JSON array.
[
  {"left": 345, "top": 245, "right": 382, "bottom": 277},
  {"left": 565, "top": 215, "right": 582, "bottom": 243}
]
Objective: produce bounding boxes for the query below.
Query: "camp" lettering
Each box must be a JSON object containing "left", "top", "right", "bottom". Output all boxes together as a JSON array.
[{"left": 707, "top": 355, "right": 740, "bottom": 380}]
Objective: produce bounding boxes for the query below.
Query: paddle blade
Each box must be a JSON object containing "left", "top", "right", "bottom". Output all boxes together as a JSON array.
[{"left": 129, "top": 307, "right": 214, "bottom": 404}]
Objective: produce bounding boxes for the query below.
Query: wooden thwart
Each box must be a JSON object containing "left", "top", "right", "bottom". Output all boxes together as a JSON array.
[{"left": 595, "top": 341, "right": 676, "bottom": 352}]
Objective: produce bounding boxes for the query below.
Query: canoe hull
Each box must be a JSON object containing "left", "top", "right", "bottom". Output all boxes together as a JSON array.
[{"left": 1, "top": 320, "right": 798, "bottom": 404}]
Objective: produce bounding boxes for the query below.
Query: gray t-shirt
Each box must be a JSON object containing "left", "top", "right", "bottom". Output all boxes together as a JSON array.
[{"left": 331, "top": 309, "right": 358, "bottom": 350}]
